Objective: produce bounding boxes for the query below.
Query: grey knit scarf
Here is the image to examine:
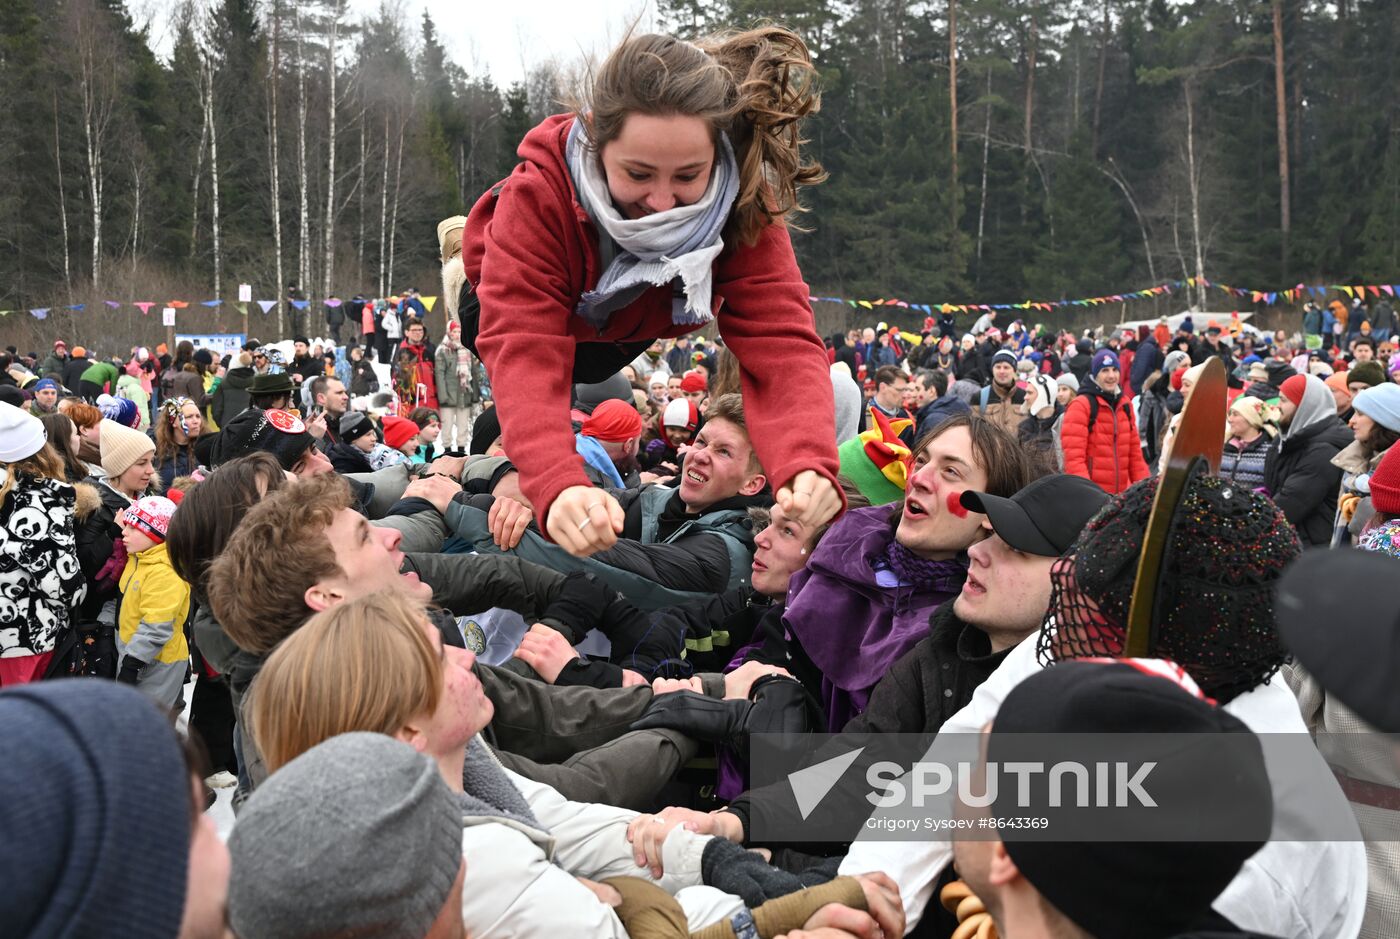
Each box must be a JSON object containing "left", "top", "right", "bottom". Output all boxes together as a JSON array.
[{"left": 566, "top": 117, "right": 739, "bottom": 331}]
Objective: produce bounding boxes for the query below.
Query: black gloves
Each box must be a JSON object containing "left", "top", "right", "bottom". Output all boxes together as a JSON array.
[{"left": 116, "top": 656, "right": 147, "bottom": 686}]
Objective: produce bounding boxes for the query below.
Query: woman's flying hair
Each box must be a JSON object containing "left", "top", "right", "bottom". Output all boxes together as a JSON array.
[{"left": 574, "top": 26, "right": 826, "bottom": 247}]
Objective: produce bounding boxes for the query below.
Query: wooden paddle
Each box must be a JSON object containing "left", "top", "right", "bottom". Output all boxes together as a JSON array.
[{"left": 1123, "top": 357, "right": 1228, "bottom": 658}]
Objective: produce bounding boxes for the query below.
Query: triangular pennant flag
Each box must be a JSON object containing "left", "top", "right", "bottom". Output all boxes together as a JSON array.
[
  {"left": 421, "top": 296, "right": 438, "bottom": 312},
  {"left": 0, "top": 310, "right": 10, "bottom": 316},
  {"left": 324, "top": 298, "right": 343, "bottom": 308},
  {"left": 291, "top": 299, "right": 309, "bottom": 310},
  {"left": 257, "top": 300, "right": 277, "bottom": 314},
  {"left": 1368, "top": 285, "right": 1381, "bottom": 297},
  {"left": 135, "top": 302, "right": 154, "bottom": 314},
  {"left": 30, "top": 308, "right": 49, "bottom": 319},
  {"left": 202, "top": 299, "right": 222, "bottom": 307},
  {"left": 1352, "top": 286, "right": 1365, "bottom": 298},
  {"left": 105, "top": 300, "right": 121, "bottom": 309},
  {"left": 169, "top": 301, "right": 189, "bottom": 309},
  {"left": 68, "top": 304, "right": 84, "bottom": 311},
  {"left": 1341, "top": 286, "right": 1355, "bottom": 298},
  {"left": 1384, "top": 285, "right": 1395, "bottom": 297}
]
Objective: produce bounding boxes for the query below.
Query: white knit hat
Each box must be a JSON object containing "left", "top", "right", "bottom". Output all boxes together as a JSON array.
[{"left": 0, "top": 402, "right": 47, "bottom": 463}]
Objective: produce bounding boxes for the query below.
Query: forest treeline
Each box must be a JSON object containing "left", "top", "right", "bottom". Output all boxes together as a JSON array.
[{"left": 1, "top": 0, "right": 1398, "bottom": 340}]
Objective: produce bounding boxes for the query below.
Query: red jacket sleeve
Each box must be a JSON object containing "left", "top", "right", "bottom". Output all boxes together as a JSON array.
[
  {"left": 1061, "top": 397, "right": 1091, "bottom": 480},
  {"left": 472, "top": 166, "right": 592, "bottom": 527},
  {"left": 714, "top": 223, "right": 842, "bottom": 503}
]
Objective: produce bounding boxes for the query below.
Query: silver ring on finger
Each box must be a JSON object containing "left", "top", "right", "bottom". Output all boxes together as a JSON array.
[{"left": 577, "top": 516, "right": 593, "bottom": 531}]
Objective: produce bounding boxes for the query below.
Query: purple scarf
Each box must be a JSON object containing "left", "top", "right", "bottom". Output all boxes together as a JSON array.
[{"left": 783, "top": 505, "right": 968, "bottom": 731}]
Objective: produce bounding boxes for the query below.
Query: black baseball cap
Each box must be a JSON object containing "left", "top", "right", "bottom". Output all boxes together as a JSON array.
[
  {"left": 1276, "top": 548, "right": 1400, "bottom": 733},
  {"left": 960, "top": 474, "right": 1109, "bottom": 557}
]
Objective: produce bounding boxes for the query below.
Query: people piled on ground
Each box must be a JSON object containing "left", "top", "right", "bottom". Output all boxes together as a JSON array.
[{"left": 10, "top": 54, "right": 1400, "bottom": 939}]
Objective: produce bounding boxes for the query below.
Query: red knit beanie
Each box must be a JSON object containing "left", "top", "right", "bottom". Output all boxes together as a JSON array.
[
  {"left": 383, "top": 415, "right": 419, "bottom": 451},
  {"left": 581, "top": 399, "right": 643, "bottom": 442},
  {"left": 1280, "top": 374, "right": 1308, "bottom": 407},
  {"left": 1371, "top": 446, "right": 1400, "bottom": 515},
  {"left": 1170, "top": 368, "right": 1186, "bottom": 392},
  {"left": 680, "top": 371, "right": 708, "bottom": 393}
]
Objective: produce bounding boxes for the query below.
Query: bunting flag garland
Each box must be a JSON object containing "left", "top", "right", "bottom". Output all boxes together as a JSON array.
[
  {"left": 809, "top": 276, "right": 1400, "bottom": 320},
  {"left": 12, "top": 277, "right": 1399, "bottom": 328}
]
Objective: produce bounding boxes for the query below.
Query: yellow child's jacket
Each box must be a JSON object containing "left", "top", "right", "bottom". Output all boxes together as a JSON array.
[{"left": 118, "top": 542, "right": 191, "bottom": 665}]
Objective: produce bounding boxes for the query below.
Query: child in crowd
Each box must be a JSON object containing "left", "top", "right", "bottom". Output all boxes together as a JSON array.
[
  {"left": 380, "top": 414, "right": 420, "bottom": 467},
  {"left": 116, "top": 495, "right": 191, "bottom": 711},
  {"left": 407, "top": 407, "right": 442, "bottom": 463}
]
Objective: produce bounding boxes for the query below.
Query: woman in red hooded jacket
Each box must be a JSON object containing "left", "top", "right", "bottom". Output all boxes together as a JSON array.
[{"left": 463, "top": 28, "right": 843, "bottom": 556}]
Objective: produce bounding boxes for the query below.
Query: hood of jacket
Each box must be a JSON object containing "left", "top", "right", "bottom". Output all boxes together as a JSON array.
[
  {"left": 221, "top": 366, "right": 255, "bottom": 391},
  {"left": 72, "top": 480, "right": 103, "bottom": 520},
  {"left": 1284, "top": 374, "right": 1338, "bottom": 441},
  {"left": 784, "top": 504, "right": 968, "bottom": 696}
]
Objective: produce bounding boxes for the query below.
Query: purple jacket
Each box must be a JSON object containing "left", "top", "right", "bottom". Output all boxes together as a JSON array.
[{"left": 783, "top": 504, "right": 967, "bottom": 730}]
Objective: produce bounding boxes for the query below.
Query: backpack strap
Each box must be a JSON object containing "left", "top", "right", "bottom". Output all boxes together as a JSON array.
[{"left": 979, "top": 385, "right": 992, "bottom": 414}]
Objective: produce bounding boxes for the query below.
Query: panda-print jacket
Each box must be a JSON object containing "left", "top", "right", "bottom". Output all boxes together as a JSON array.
[{"left": 0, "top": 470, "right": 87, "bottom": 659}]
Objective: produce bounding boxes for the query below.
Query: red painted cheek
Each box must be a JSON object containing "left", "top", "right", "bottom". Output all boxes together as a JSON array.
[{"left": 946, "top": 491, "right": 968, "bottom": 518}]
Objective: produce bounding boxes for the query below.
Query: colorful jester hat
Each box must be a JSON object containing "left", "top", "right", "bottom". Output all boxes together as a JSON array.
[{"left": 837, "top": 407, "right": 914, "bottom": 505}]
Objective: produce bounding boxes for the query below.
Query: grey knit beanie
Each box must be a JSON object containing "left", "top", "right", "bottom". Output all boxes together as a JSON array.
[{"left": 228, "top": 733, "right": 463, "bottom": 939}]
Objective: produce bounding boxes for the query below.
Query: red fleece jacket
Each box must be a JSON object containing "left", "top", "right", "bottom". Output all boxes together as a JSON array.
[{"left": 465, "top": 114, "right": 840, "bottom": 527}]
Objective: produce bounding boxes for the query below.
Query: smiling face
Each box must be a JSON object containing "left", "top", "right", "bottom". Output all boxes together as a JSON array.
[
  {"left": 992, "top": 362, "right": 1016, "bottom": 388},
  {"left": 678, "top": 417, "right": 765, "bottom": 512},
  {"left": 1096, "top": 366, "right": 1121, "bottom": 392},
  {"left": 667, "top": 376, "right": 683, "bottom": 399},
  {"left": 954, "top": 533, "right": 1056, "bottom": 651},
  {"left": 750, "top": 503, "right": 815, "bottom": 598},
  {"left": 114, "top": 453, "right": 156, "bottom": 498},
  {"left": 896, "top": 425, "right": 989, "bottom": 560},
  {"left": 599, "top": 113, "right": 715, "bottom": 219}
]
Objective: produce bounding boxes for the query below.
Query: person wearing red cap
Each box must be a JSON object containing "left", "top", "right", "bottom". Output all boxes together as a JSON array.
[
  {"left": 576, "top": 399, "right": 645, "bottom": 488},
  {"left": 381, "top": 414, "right": 421, "bottom": 462},
  {"left": 1265, "top": 373, "right": 1351, "bottom": 546},
  {"left": 678, "top": 371, "right": 708, "bottom": 410}
]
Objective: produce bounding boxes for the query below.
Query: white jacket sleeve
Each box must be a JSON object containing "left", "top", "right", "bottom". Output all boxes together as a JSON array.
[
  {"left": 505, "top": 767, "right": 715, "bottom": 892},
  {"left": 459, "top": 822, "right": 630, "bottom": 939},
  {"left": 839, "top": 634, "right": 1369, "bottom": 939},
  {"left": 837, "top": 631, "right": 1041, "bottom": 931}
]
